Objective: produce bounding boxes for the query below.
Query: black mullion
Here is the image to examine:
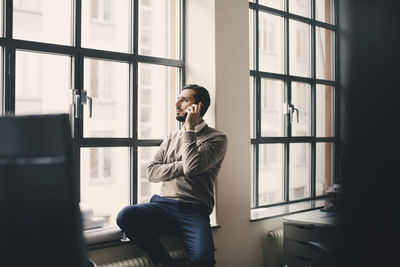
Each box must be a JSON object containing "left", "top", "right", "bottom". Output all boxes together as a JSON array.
[
  {"left": 12, "top": 39, "right": 75, "bottom": 55},
  {"left": 284, "top": 0, "right": 290, "bottom": 204},
  {"left": 132, "top": 0, "right": 139, "bottom": 205},
  {"left": 256, "top": 3, "right": 286, "bottom": 17},
  {"left": 181, "top": 0, "right": 186, "bottom": 83},
  {"left": 5, "top": 45, "right": 14, "bottom": 114},
  {"left": 4, "top": 0, "right": 13, "bottom": 114},
  {"left": 81, "top": 48, "right": 134, "bottom": 63},
  {"left": 255, "top": 3, "right": 259, "bottom": 74},
  {"left": 285, "top": 141, "right": 289, "bottom": 202},
  {"left": 334, "top": 0, "right": 339, "bottom": 182},
  {"left": 315, "top": 78, "right": 335, "bottom": 86},
  {"left": 311, "top": 0, "right": 316, "bottom": 197},
  {"left": 133, "top": 0, "right": 138, "bottom": 55},
  {"left": 74, "top": 0, "right": 82, "bottom": 49},
  {"left": 137, "top": 55, "right": 184, "bottom": 67},
  {"left": 131, "top": 146, "right": 138, "bottom": 205},
  {"left": 255, "top": 74, "right": 261, "bottom": 207},
  {"left": 254, "top": 143, "right": 259, "bottom": 208},
  {"left": 255, "top": 195, "right": 326, "bottom": 209},
  {"left": 5, "top": 0, "right": 11, "bottom": 38}
]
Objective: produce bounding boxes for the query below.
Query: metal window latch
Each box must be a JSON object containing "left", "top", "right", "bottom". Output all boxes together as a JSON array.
[
  {"left": 73, "top": 89, "right": 93, "bottom": 119},
  {"left": 288, "top": 103, "right": 299, "bottom": 123}
]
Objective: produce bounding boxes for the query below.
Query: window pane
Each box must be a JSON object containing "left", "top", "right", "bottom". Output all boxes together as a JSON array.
[
  {"left": 139, "top": 0, "right": 180, "bottom": 59},
  {"left": 138, "top": 63, "right": 179, "bottom": 139},
  {"left": 259, "top": 0, "right": 284, "bottom": 10},
  {"left": 259, "top": 144, "right": 284, "bottom": 205},
  {"left": 291, "top": 82, "right": 311, "bottom": 136},
  {"left": 289, "top": 0, "right": 311, "bottom": 18},
  {"left": 138, "top": 146, "right": 162, "bottom": 203},
  {"left": 289, "top": 143, "right": 311, "bottom": 201},
  {"left": 316, "top": 27, "right": 335, "bottom": 80},
  {"left": 261, "top": 78, "right": 285, "bottom": 137},
  {"left": 82, "top": 0, "right": 131, "bottom": 53},
  {"left": 83, "top": 59, "right": 130, "bottom": 138},
  {"left": 13, "top": 0, "right": 73, "bottom": 45},
  {"left": 316, "top": 84, "right": 335, "bottom": 137},
  {"left": 80, "top": 147, "right": 130, "bottom": 228},
  {"left": 249, "top": 9, "right": 254, "bottom": 70},
  {"left": 259, "top": 12, "right": 284, "bottom": 74},
  {"left": 15, "top": 51, "right": 71, "bottom": 115},
  {"left": 316, "top": 142, "right": 334, "bottom": 195},
  {"left": 289, "top": 20, "right": 311, "bottom": 77},
  {"left": 316, "top": 0, "right": 334, "bottom": 24}
]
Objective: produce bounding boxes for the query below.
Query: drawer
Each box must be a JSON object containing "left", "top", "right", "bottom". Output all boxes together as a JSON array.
[
  {"left": 284, "top": 254, "right": 317, "bottom": 267},
  {"left": 284, "top": 239, "right": 324, "bottom": 260},
  {"left": 284, "top": 223, "right": 333, "bottom": 242}
]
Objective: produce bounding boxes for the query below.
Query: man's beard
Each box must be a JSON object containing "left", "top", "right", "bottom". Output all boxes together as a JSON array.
[{"left": 175, "top": 113, "right": 187, "bottom": 122}]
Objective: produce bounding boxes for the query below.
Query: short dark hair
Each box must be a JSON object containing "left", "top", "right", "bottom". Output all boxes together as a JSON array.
[{"left": 182, "top": 84, "right": 210, "bottom": 117}]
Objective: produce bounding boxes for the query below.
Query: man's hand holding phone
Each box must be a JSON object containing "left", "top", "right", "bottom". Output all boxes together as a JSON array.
[{"left": 184, "top": 102, "right": 203, "bottom": 131}]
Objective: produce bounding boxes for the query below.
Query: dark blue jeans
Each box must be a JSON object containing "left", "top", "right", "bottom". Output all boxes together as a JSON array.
[{"left": 116, "top": 195, "right": 215, "bottom": 267}]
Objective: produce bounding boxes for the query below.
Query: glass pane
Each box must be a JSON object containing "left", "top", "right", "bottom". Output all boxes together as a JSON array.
[
  {"left": 316, "top": 27, "right": 335, "bottom": 80},
  {"left": 138, "top": 63, "right": 179, "bottom": 139},
  {"left": 82, "top": 0, "right": 131, "bottom": 53},
  {"left": 259, "top": 144, "right": 284, "bottom": 205},
  {"left": 316, "top": 142, "right": 334, "bottom": 195},
  {"left": 15, "top": 51, "right": 71, "bottom": 115},
  {"left": 289, "top": 143, "right": 311, "bottom": 201},
  {"left": 13, "top": 0, "right": 73, "bottom": 45},
  {"left": 289, "top": 20, "right": 311, "bottom": 77},
  {"left": 316, "top": 84, "right": 334, "bottom": 137},
  {"left": 259, "top": 0, "right": 284, "bottom": 10},
  {"left": 80, "top": 147, "right": 130, "bottom": 228},
  {"left": 259, "top": 12, "right": 284, "bottom": 74},
  {"left": 249, "top": 9, "right": 254, "bottom": 70},
  {"left": 291, "top": 82, "right": 311, "bottom": 136},
  {"left": 138, "top": 146, "right": 162, "bottom": 203},
  {"left": 316, "top": 0, "right": 334, "bottom": 24},
  {"left": 289, "top": 0, "right": 311, "bottom": 18},
  {"left": 84, "top": 59, "right": 130, "bottom": 138},
  {"left": 261, "top": 78, "right": 285, "bottom": 137},
  {"left": 138, "top": 0, "right": 180, "bottom": 59}
]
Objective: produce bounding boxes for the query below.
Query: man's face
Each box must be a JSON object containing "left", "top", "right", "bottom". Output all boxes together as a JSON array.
[{"left": 175, "top": 89, "right": 196, "bottom": 122}]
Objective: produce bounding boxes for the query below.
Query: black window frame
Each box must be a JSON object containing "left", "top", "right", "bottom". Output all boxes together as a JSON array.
[
  {"left": 249, "top": 0, "right": 339, "bottom": 210},
  {"left": 1, "top": 0, "right": 185, "bottom": 205}
]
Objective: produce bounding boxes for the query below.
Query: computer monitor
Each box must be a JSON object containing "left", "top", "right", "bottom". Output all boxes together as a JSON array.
[{"left": 0, "top": 114, "right": 86, "bottom": 267}]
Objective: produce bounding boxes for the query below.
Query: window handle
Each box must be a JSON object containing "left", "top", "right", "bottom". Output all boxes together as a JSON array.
[
  {"left": 73, "top": 89, "right": 93, "bottom": 118},
  {"left": 74, "top": 93, "right": 81, "bottom": 119},
  {"left": 288, "top": 103, "right": 299, "bottom": 123}
]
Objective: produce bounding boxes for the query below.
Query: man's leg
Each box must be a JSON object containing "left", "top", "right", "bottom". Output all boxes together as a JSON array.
[
  {"left": 116, "top": 200, "right": 179, "bottom": 266},
  {"left": 176, "top": 204, "right": 215, "bottom": 267}
]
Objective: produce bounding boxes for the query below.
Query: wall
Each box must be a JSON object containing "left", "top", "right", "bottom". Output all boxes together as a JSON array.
[{"left": 186, "top": 1, "right": 282, "bottom": 266}]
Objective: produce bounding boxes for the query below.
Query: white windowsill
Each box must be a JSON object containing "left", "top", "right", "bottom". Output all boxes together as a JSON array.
[{"left": 250, "top": 198, "right": 327, "bottom": 221}]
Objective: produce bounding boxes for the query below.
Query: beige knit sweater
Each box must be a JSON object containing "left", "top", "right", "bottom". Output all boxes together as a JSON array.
[{"left": 146, "top": 124, "right": 228, "bottom": 214}]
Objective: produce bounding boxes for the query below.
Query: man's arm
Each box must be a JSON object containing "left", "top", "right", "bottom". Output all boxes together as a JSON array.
[
  {"left": 146, "top": 138, "right": 184, "bottom": 183},
  {"left": 181, "top": 131, "right": 228, "bottom": 177}
]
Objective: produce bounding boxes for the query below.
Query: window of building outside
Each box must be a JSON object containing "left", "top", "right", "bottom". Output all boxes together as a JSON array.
[
  {"left": 1, "top": 0, "right": 183, "bottom": 229},
  {"left": 249, "top": 0, "right": 336, "bottom": 217}
]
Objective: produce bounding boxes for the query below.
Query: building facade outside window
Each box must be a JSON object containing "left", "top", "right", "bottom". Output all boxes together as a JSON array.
[
  {"left": 0, "top": 0, "right": 183, "bottom": 228},
  {"left": 249, "top": 0, "right": 337, "bottom": 217}
]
